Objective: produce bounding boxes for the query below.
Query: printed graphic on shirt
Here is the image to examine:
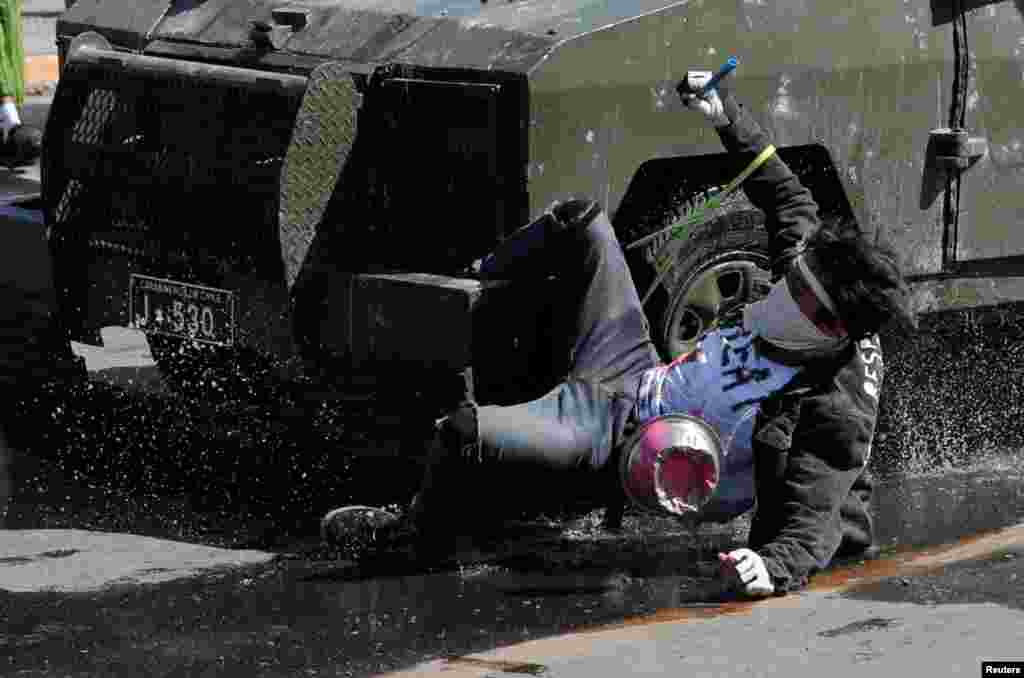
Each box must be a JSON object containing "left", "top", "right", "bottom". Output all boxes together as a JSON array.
[
  {"left": 719, "top": 325, "right": 774, "bottom": 398},
  {"left": 634, "top": 326, "right": 803, "bottom": 523},
  {"left": 637, "top": 347, "right": 708, "bottom": 421}
]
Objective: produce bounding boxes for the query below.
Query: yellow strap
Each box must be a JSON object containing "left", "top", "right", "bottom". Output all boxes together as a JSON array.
[
  {"left": 720, "top": 144, "right": 777, "bottom": 195},
  {"left": 636, "top": 144, "right": 778, "bottom": 306},
  {"left": 626, "top": 144, "right": 777, "bottom": 253}
]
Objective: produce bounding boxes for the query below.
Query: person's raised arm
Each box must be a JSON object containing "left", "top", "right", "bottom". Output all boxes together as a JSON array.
[{"left": 677, "top": 72, "right": 820, "bottom": 277}]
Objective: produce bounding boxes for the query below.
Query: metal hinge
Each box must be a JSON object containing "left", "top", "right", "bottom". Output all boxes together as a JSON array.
[{"left": 250, "top": 6, "right": 311, "bottom": 50}]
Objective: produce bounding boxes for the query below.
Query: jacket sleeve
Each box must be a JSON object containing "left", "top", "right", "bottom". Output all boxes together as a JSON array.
[
  {"left": 749, "top": 337, "right": 885, "bottom": 592},
  {"left": 714, "top": 95, "right": 820, "bottom": 275}
]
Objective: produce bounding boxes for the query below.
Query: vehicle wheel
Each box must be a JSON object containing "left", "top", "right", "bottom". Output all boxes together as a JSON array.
[{"left": 654, "top": 208, "right": 773, "bottom": 360}]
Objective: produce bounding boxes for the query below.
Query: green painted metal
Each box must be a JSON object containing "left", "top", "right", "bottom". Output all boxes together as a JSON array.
[{"left": 55, "top": 0, "right": 1024, "bottom": 312}]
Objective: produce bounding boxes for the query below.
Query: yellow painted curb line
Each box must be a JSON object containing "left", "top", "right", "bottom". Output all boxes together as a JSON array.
[{"left": 384, "top": 522, "right": 1024, "bottom": 677}]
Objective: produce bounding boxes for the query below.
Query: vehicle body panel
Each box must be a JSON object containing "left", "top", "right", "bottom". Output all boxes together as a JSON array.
[{"left": 48, "top": 0, "right": 1024, "bottom": 377}]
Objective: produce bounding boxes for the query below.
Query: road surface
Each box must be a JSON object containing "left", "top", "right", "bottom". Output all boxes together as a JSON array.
[{"left": 2, "top": 90, "right": 1023, "bottom": 678}]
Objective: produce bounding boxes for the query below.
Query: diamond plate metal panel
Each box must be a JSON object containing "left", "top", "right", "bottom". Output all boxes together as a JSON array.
[
  {"left": 45, "top": 39, "right": 308, "bottom": 268},
  {"left": 42, "top": 33, "right": 328, "bottom": 345},
  {"left": 279, "top": 62, "right": 358, "bottom": 290}
]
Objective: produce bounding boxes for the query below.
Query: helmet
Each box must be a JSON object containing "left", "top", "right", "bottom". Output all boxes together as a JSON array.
[{"left": 619, "top": 414, "right": 722, "bottom": 517}]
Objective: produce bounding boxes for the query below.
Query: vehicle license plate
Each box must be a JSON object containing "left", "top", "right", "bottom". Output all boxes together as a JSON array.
[{"left": 129, "top": 274, "right": 236, "bottom": 347}]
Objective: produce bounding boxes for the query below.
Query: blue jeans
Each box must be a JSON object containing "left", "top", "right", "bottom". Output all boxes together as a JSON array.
[
  {"left": 464, "top": 201, "right": 661, "bottom": 472},
  {"left": 412, "top": 202, "right": 660, "bottom": 532}
]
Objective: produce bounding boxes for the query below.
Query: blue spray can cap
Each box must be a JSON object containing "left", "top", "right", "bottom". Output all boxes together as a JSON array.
[{"left": 702, "top": 56, "right": 738, "bottom": 94}]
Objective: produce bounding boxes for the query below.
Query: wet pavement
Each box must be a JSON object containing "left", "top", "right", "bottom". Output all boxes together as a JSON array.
[
  {"left": 3, "top": 103, "right": 1024, "bottom": 676},
  {"left": 0, "top": 255, "right": 1021, "bottom": 676},
  {"left": 0, "top": 295, "right": 1022, "bottom": 675},
  {"left": 3, "top": 464, "right": 1024, "bottom": 677}
]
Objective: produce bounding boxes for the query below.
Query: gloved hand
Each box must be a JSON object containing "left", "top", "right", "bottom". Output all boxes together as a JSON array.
[
  {"left": 719, "top": 548, "right": 775, "bottom": 597},
  {"left": 677, "top": 71, "right": 731, "bottom": 128}
]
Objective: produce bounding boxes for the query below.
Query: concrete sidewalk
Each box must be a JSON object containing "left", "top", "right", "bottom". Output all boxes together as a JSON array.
[
  {"left": 391, "top": 524, "right": 1024, "bottom": 678},
  {"left": 0, "top": 529, "right": 274, "bottom": 593},
  {"left": 2, "top": 515, "right": 1023, "bottom": 677}
]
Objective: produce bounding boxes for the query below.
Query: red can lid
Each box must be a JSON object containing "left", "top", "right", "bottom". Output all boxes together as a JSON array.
[{"left": 656, "top": 447, "right": 719, "bottom": 514}]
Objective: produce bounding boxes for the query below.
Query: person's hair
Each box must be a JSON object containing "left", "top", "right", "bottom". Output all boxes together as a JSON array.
[{"left": 805, "top": 225, "right": 918, "bottom": 340}]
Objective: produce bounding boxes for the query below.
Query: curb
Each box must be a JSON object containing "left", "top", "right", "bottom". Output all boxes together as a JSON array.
[
  {"left": 386, "top": 522, "right": 1024, "bottom": 677},
  {"left": 0, "top": 529, "right": 275, "bottom": 594},
  {"left": 24, "top": 54, "right": 59, "bottom": 97}
]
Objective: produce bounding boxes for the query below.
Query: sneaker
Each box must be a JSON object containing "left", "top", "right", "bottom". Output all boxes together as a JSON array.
[
  {"left": 320, "top": 505, "right": 406, "bottom": 547},
  {"left": 0, "top": 125, "right": 43, "bottom": 168}
]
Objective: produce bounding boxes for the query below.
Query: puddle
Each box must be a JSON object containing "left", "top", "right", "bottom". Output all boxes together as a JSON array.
[
  {"left": 444, "top": 656, "right": 549, "bottom": 675},
  {"left": 3, "top": 319, "right": 1024, "bottom": 676},
  {"left": 0, "top": 549, "right": 78, "bottom": 567},
  {"left": 818, "top": 617, "right": 901, "bottom": 638},
  {"left": 4, "top": 469, "right": 1024, "bottom": 678}
]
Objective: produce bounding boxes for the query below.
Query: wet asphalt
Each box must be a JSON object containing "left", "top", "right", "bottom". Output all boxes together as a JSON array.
[
  {"left": 0, "top": 246, "right": 1022, "bottom": 677},
  {"left": 3, "top": 121, "right": 1024, "bottom": 674},
  {"left": 2, "top": 311, "right": 1024, "bottom": 677},
  {"left": 0, "top": 325, "right": 1022, "bottom": 678},
  {"left": 3, "top": 465, "right": 1024, "bottom": 677}
]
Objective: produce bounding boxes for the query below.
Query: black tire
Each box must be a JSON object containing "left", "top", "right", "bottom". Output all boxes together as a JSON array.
[{"left": 651, "top": 207, "right": 773, "bottom": 360}]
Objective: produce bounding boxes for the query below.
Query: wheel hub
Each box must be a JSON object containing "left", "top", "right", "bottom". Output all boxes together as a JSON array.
[{"left": 665, "top": 257, "right": 771, "bottom": 358}]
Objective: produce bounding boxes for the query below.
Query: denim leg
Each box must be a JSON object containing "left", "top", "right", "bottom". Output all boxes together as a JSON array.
[
  {"left": 412, "top": 380, "right": 620, "bottom": 533},
  {"left": 481, "top": 200, "right": 660, "bottom": 393},
  {"left": 418, "top": 200, "right": 661, "bottom": 529},
  {"left": 473, "top": 380, "right": 616, "bottom": 471},
  {"left": 565, "top": 209, "right": 660, "bottom": 390},
  {"left": 479, "top": 210, "right": 565, "bottom": 280}
]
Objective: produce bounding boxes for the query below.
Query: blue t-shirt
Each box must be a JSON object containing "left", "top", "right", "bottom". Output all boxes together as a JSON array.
[{"left": 634, "top": 324, "right": 803, "bottom": 522}]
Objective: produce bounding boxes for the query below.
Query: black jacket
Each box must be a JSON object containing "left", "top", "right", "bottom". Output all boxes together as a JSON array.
[{"left": 715, "top": 95, "right": 883, "bottom": 592}]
